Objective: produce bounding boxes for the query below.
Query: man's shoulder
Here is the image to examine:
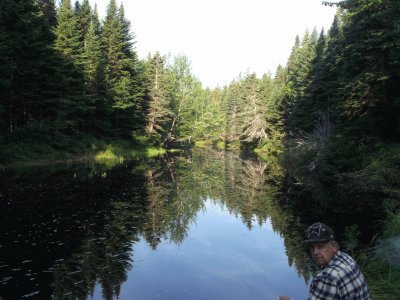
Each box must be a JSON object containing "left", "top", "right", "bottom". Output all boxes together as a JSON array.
[
  {"left": 330, "top": 250, "right": 357, "bottom": 268},
  {"left": 318, "top": 251, "right": 357, "bottom": 279}
]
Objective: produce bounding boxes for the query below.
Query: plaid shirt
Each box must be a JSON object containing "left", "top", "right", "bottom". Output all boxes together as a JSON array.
[{"left": 308, "top": 250, "right": 371, "bottom": 300}]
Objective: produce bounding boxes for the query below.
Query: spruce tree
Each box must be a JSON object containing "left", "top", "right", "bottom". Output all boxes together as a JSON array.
[
  {"left": 54, "top": 0, "right": 82, "bottom": 62},
  {"left": 284, "top": 29, "right": 318, "bottom": 133},
  {"left": 53, "top": 0, "right": 88, "bottom": 135},
  {"left": 224, "top": 80, "right": 244, "bottom": 147},
  {"left": 82, "top": 17, "right": 109, "bottom": 135},
  {"left": 305, "top": 16, "right": 344, "bottom": 135},
  {"left": 102, "top": 0, "right": 144, "bottom": 135},
  {"left": 0, "top": 0, "right": 60, "bottom": 137},
  {"left": 338, "top": 0, "right": 400, "bottom": 141},
  {"left": 75, "top": 0, "right": 92, "bottom": 44},
  {"left": 264, "top": 65, "right": 287, "bottom": 154},
  {"left": 36, "top": 0, "right": 57, "bottom": 28}
]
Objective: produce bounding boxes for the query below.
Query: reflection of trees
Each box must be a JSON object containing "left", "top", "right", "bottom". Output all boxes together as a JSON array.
[
  {"left": 50, "top": 164, "right": 148, "bottom": 300},
  {"left": 217, "top": 151, "right": 270, "bottom": 229},
  {"left": 164, "top": 149, "right": 314, "bottom": 282},
  {"left": 143, "top": 155, "right": 204, "bottom": 249},
  {"left": 1, "top": 149, "right": 325, "bottom": 298},
  {"left": 0, "top": 160, "right": 151, "bottom": 300},
  {"left": 143, "top": 166, "right": 175, "bottom": 249}
]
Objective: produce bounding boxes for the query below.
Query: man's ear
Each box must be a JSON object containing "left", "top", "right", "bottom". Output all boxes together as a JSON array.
[{"left": 331, "top": 240, "right": 339, "bottom": 250}]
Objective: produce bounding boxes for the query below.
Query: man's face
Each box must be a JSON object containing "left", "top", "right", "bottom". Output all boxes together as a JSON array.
[{"left": 308, "top": 241, "right": 338, "bottom": 266}]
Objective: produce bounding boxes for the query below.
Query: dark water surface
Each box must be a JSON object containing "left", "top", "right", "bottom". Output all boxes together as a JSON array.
[{"left": 1, "top": 149, "right": 378, "bottom": 299}]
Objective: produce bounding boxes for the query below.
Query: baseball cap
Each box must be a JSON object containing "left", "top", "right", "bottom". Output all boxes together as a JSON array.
[{"left": 303, "top": 222, "right": 335, "bottom": 243}]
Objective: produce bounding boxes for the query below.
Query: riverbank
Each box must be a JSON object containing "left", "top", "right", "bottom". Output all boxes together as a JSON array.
[
  {"left": 356, "top": 210, "right": 400, "bottom": 299},
  {"left": 0, "top": 134, "right": 168, "bottom": 169}
]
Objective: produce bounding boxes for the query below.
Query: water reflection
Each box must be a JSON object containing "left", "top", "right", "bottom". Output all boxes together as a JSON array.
[
  {"left": 0, "top": 150, "right": 311, "bottom": 299},
  {"left": 116, "top": 200, "right": 308, "bottom": 300}
]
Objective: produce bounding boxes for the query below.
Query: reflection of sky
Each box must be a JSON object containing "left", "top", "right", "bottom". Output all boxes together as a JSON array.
[{"left": 93, "top": 199, "right": 309, "bottom": 299}]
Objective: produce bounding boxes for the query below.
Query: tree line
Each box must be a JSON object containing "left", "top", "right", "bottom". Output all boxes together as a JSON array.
[
  {"left": 0, "top": 0, "right": 207, "bottom": 155},
  {"left": 1, "top": 0, "right": 400, "bottom": 167}
]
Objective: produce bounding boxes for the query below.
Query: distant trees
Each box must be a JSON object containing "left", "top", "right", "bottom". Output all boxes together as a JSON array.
[{"left": 143, "top": 53, "right": 211, "bottom": 147}]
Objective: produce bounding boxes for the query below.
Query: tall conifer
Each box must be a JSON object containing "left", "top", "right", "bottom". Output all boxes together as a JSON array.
[
  {"left": 53, "top": 0, "right": 88, "bottom": 134},
  {"left": 0, "top": 0, "right": 60, "bottom": 136},
  {"left": 102, "top": 0, "right": 144, "bottom": 135},
  {"left": 75, "top": 0, "right": 92, "bottom": 44},
  {"left": 338, "top": 0, "right": 400, "bottom": 141},
  {"left": 36, "top": 0, "right": 57, "bottom": 27}
]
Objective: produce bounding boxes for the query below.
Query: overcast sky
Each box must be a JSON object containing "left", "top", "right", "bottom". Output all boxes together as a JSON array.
[{"left": 89, "top": 0, "right": 338, "bottom": 88}]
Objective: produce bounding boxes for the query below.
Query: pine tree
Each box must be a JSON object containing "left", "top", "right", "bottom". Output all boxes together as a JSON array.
[
  {"left": 53, "top": 0, "right": 88, "bottom": 135},
  {"left": 284, "top": 29, "right": 319, "bottom": 133},
  {"left": 36, "top": 0, "right": 57, "bottom": 27},
  {"left": 305, "top": 16, "right": 344, "bottom": 136},
  {"left": 337, "top": 0, "right": 400, "bottom": 141},
  {"left": 102, "top": 0, "right": 144, "bottom": 135},
  {"left": 54, "top": 0, "right": 82, "bottom": 62},
  {"left": 74, "top": 0, "right": 92, "bottom": 44},
  {"left": 264, "top": 65, "right": 287, "bottom": 154},
  {"left": 224, "top": 79, "right": 244, "bottom": 148},
  {"left": 0, "top": 0, "right": 60, "bottom": 136},
  {"left": 82, "top": 16, "right": 109, "bottom": 135}
]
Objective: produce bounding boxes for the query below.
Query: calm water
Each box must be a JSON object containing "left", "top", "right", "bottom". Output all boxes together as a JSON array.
[{"left": 2, "top": 149, "right": 375, "bottom": 299}]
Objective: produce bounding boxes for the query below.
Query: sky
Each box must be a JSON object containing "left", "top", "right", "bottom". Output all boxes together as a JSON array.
[{"left": 89, "top": 0, "right": 338, "bottom": 88}]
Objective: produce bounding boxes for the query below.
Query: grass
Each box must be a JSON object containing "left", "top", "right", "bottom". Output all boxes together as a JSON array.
[
  {"left": 359, "top": 249, "right": 400, "bottom": 299},
  {"left": 195, "top": 139, "right": 225, "bottom": 150},
  {"left": 129, "top": 147, "right": 167, "bottom": 158},
  {"left": 195, "top": 140, "right": 213, "bottom": 148},
  {"left": 0, "top": 134, "right": 170, "bottom": 169},
  {"left": 347, "top": 209, "right": 400, "bottom": 299}
]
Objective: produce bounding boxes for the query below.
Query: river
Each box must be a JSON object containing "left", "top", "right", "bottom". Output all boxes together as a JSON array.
[{"left": 0, "top": 149, "right": 381, "bottom": 299}]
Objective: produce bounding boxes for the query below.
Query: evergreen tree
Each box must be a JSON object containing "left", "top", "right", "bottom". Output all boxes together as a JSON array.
[
  {"left": 224, "top": 79, "right": 244, "bottom": 148},
  {"left": 82, "top": 16, "right": 109, "bottom": 135},
  {"left": 54, "top": 0, "right": 82, "bottom": 62},
  {"left": 53, "top": 0, "right": 88, "bottom": 135},
  {"left": 102, "top": 0, "right": 144, "bottom": 135},
  {"left": 144, "top": 52, "right": 174, "bottom": 142},
  {"left": 284, "top": 29, "right": 319, "bottom": 133},
  {"left": 36, "top": 0, "right": 57, "bottom": 27},
  {"left": 304, "top": 16, "right": 344, "bottom": 139},
  {"left": 264, "top": 65, "right": 288, "bottom": 154},
  {"left": 240, "top": 73, "right": 267, "bottom": 145},
  {"left": 74, "top": 0, "right": 92, "bottom": 44},
  {"left": 337, "top": 0, "right": 400, "bottom": 141},
  {"left": 92, "top": 3, "right": 102, "bottom": 36},
  {"left": 0, "top": 0, "right": 60, "bottom": 136}
]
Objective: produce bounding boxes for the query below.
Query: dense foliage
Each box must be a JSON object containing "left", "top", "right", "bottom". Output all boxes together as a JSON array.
[{"left": 1, "top": 0, "right": 399, "bottom": 156}]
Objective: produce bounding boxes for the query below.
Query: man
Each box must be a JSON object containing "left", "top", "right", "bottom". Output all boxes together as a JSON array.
[{"left": 280, "top": 222, "right": 371, "bottom": 300}]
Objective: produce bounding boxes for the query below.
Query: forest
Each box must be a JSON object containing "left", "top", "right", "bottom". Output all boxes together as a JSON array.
[{"left": 1, "top": 0, "right": 400, "bottom": 297}]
